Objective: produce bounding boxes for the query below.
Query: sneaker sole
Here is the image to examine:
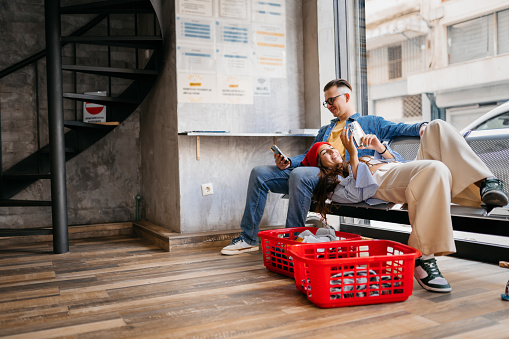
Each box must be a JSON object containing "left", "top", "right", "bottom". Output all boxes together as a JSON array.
[
  {"left": 221, "top": 246, "right": 259, "bottom": 255},
  {"left": 482, "top": 191, "right": 509, "bottom": 207},
  {"left": 415, "top": 278, "right": 451, "bottom": 293}
]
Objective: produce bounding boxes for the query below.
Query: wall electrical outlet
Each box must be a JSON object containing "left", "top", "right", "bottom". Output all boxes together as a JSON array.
[{"left": 201, "top": 183, "right": 214, "bottom": 196}]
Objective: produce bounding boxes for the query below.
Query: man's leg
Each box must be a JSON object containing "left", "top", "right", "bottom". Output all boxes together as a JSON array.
[
  {"left": 239, "top": 165, "right": 291, "bottom": 245},
  {"left": 222, "top": 165, "right": 291, "bottom": 255},
  {"left": 418, "top": 120, "right": 506, "bottom": 206},
  {"left": 286, "top": 167, "right": 320, "bottom": 228}
]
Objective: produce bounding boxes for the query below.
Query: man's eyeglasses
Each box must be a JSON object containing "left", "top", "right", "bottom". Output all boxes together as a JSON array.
[{"left": 322, "top": 93, "right": 345, "bottom": 108}]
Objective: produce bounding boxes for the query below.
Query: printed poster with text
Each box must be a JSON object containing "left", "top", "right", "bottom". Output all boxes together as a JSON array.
[
  {"left": 252, "top": 23, "right": 286, "bottom": 78},
  {"left": 178, "top": 73, "right": 218, "bottom": 103},
  {"left": 177, "top": 45, "right": 216, "bottom": 74},
  {"left": 178, "top": 0, "right": 214, "bottom": 17},
  {"left": 176, "top": 0, "right": 286, "bottom": 104},
  {"left": 219, "top": 0, "right": 249, "bottom": 20},
  {"left": 216, "top": 20, "right": 252, "bottom": 76},
  {"left": 217, "top": 75, "right": 253, "bottom": 104},
  {"left": 252, "top": 0, "right": 285, "bottom": 24}
]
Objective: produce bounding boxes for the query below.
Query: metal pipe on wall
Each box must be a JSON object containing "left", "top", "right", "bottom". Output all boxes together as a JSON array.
[{"left": 45, "top": 0, "right": 69, "bottom": 254}]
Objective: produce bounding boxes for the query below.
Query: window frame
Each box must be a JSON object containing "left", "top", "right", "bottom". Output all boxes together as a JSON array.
[{"left": 333, "top": 0, "right": 368, "bottom": 116}]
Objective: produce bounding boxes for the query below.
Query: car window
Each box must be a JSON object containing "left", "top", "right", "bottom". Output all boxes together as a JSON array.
[{"left": 476, "top": 111, "right": 509, "bottom": 130}]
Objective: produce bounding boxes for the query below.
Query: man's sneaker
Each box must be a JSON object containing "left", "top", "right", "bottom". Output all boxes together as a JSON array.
[
  {"left": 221, "top": 236, "right": 259, "bottom": 255},
  {"left": 305, "top": 212, "right": 334, "bottom": 228},
  {"left": 414, "top": 257, "right": 451, "bottom": 293},
  {"left": 305, "top": 212, "right": 324, "bottom": 228},
  {"left": 481, "top": 178, "right": 509, "bottom": 207}
]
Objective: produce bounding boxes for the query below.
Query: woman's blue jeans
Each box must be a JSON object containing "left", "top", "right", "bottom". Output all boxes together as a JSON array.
[{"left": 240, "top": 165, "right": 320, "bottom": 245}]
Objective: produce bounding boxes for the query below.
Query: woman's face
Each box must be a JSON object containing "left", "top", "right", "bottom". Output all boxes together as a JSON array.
[{"left": 318, "top": 144, "right": 343, "bottom": 168}]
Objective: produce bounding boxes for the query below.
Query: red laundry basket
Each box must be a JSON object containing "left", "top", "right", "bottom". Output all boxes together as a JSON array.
[
  {"left": 288, "top": 240, "right": 420, "bottom": 308},
  {"left": 258, "top": 227, "right": 361, "bottom": 278}
]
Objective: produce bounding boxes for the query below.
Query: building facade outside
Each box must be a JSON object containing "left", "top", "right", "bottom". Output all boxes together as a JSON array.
[{"left": 366, "top": 0, "right": 509, "bottom": 130}]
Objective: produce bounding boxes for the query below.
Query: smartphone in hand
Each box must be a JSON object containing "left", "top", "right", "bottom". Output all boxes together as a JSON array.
[
  {"left": 347, "top": 121, "right": 366, "bottom": 148},
  {"left": 270, "top": 145, "right": 289, "bottom": 164}
]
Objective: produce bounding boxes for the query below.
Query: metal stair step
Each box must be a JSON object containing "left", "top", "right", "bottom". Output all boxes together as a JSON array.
[
  {"left": 62, "top": 65, "right": 158, "bottom": 79},
  {"left": 40, "top": 146, "right": 78, "bottom": 154},
  {"left": 61, "top": 36, "right": 163, "bottom": 49},
  {"left": 61, "top": 0, "right": 154, "bottom": 14},
  {"left": 0, "top": 200, "right": 52, "bottom": 207},
  {"left": 0, "top": 228, "right": 53, "bottom": 236},
  {"left": 64, "top": 120, "right": 118, "bottom": 131},
  {"left": 2, "top": 173, "right": 51, "bottom": 180},
  {"left": 63, "top": 92, "right": 140, "bottom": 105}
]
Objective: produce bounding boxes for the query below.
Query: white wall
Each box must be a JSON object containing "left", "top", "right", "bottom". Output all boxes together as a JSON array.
[{"left": 407, "top": 54, "right": 509, "bottom": 104}]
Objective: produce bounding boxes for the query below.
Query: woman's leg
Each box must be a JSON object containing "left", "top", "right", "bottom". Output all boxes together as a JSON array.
[
  {"left": 374, "top": 160, "right": 455, "bottom": 256},
  {"left": 375, "top": 160, "right": 455, "bottom": 292}
]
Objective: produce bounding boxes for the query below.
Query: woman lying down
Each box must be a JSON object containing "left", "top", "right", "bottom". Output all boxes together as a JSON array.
[{"left": 302, "top": 119, "right": 508, "bottom": 294}]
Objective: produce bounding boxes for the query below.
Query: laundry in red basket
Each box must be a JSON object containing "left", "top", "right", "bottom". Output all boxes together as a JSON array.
[{"left": 295, "top": 228, "right": 338, "bottom": 243}]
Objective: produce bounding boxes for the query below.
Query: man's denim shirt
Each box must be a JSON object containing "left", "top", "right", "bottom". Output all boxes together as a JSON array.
[{"left": 288, "top": 113, "right": 423, "bottom": 168}]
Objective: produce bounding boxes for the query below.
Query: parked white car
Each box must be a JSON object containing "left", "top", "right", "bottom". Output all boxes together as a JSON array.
[{"left": 461, "top": 101, "right": 509, "bottom": 137}]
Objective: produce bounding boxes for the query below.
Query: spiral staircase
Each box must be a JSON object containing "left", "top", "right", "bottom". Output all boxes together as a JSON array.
[{"left": 0, "top": 0, "right": 164, "bottom": 248}]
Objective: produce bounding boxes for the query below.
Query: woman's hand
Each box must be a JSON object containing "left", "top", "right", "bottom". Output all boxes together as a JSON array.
[
  {"left": 340, "top": 128, "right": 358, "bottom": 158},
  {"left": 359, "top": 134, "right": 385, "bottom": 154},
  {"left": 341, "top": 127, "right": 360, "bottom": 179}
]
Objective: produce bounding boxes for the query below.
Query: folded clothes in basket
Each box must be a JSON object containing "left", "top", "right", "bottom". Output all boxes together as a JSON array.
[
  {"left": 270, "top": 229, "right": 338, "bottom": 271},
  {"left": 329, "top": 269, "right": 402, "bottom": 299},
  {"left": 295, "top": 228, "right": 338, "bottom": 243}
]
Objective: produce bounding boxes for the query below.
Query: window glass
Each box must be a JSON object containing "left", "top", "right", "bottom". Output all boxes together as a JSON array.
[
  {"left": 388, "top": 45, "right": 402, "bottom": 79},
  {"left": 367, "top": 36, "right": 424, "bottom": 85},
  {"left": 476, "top": 112, "right": 509, "bottom": 131},
  {"left": 498, "top": 9, "right": 509, "bottom": 55},
  {"left": 448, "top": 15, "right": 494, "bottom": 64}
]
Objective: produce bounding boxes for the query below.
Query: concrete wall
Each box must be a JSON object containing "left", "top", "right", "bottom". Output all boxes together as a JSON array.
[
  {"left": 0, "top": 0, "right": 142, "bottom": 228},
  {"left": 177, "top": 136, "right": 306, "bottom": 233},
  {"left": 139, "top": 1, "right": 180, "bottom": 232},
  {"left": 1, "top": 109, "right": 141, "bottom": 227},
  {"left": 1, "top": 1, "right": 47, "bottom": 171}
]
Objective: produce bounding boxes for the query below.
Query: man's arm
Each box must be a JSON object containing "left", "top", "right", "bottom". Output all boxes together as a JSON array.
[
  {"left": 419, "top": 122, "right": 428, "bottom": 137},
  {"left": 367, "top": 116, "right": 424, "bottom": 141}
]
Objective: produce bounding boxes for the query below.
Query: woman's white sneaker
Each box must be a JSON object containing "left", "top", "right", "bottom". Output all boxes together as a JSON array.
[{"left": 221, "top": 236, "right": 259, "bottom": 255}]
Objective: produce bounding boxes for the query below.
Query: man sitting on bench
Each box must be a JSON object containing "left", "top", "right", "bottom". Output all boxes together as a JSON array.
[{"left": 222, "top": 79, "right": 424, "bottom": 255}]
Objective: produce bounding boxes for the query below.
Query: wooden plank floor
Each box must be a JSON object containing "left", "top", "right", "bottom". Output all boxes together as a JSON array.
[{"left": 0, "top": 235, "right": 508, "bottom": 338}]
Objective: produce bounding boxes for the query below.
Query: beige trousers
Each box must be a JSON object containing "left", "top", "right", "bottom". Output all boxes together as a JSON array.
[{"left": 373, "top": 120, "right": 493, "bottom": 256}]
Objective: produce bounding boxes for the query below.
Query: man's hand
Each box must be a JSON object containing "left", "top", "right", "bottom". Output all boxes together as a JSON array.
[
  {"left": 275, "top": 154, "right": 291, "bottom": 170},
  {"left": 419, "top": 123, "right": 428, "bottom": 137}
]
